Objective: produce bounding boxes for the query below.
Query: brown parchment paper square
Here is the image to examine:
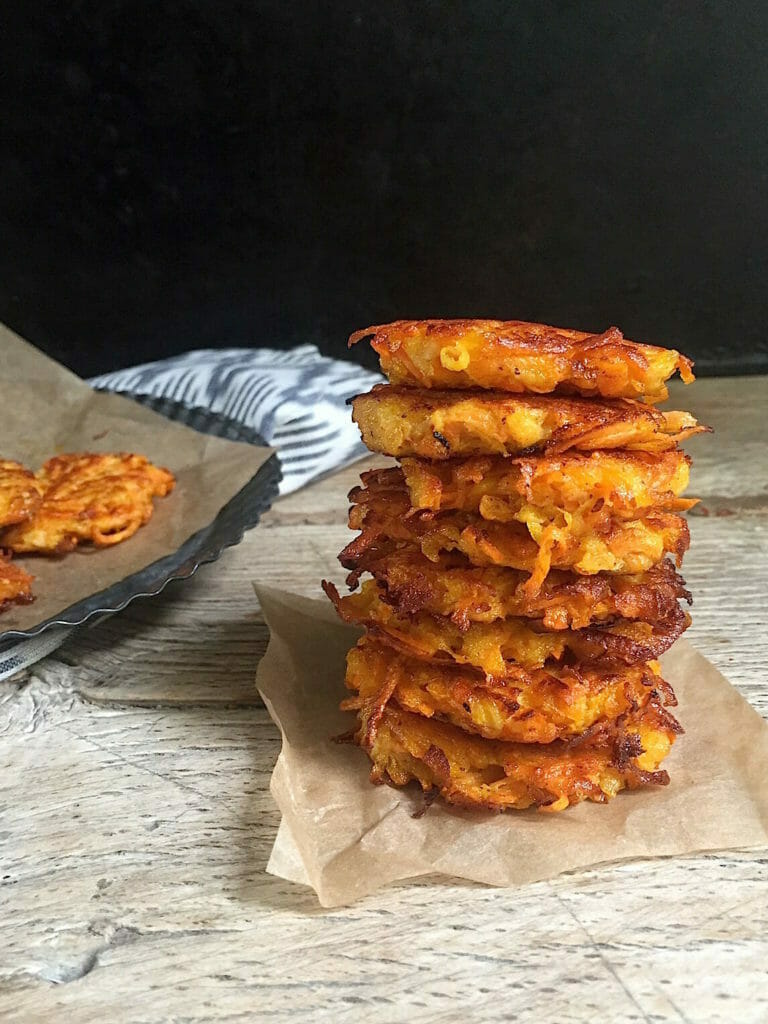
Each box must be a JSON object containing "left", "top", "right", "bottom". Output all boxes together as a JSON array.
[
  {"left": 254, "top": 584, "right": 768, "bottom": 908},
  {"left": 0, "top": 324, "right": 273, "bottom": 633}
]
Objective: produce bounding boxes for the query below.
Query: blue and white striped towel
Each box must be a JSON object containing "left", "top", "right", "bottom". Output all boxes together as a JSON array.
[
  {"left": 91, "top": 345, "right": 383, "bottom": 494},
  {"left": 0, "top": 344, "right": 382, "bottom": 680}
]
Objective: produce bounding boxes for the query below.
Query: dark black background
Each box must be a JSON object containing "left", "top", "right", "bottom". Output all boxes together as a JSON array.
[{"left": 3, "top": 1, "right": 767, "bottom": 377}]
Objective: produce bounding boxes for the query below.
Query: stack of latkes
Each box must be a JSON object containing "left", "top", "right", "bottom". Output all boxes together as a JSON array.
[{"left": 324, "top": 320, "right": 709, "bottom": 813}]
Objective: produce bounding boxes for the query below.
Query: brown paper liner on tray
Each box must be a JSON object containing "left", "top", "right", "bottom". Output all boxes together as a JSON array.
[
  {"left": 254, "top": 584, "right": 768, "bottom": 908},
  {"left": 0, "top": 324, "right": 274, "bottom": 635}
]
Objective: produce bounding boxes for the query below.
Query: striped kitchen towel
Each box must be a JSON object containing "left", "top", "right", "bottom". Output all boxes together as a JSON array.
[{"left": 90, "top": 345, "right": 383, "bottom": 494}]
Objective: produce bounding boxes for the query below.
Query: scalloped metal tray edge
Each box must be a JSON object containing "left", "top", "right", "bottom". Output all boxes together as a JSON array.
[{"left": 0, "top": 392, "right": 281, "bottom": 644}]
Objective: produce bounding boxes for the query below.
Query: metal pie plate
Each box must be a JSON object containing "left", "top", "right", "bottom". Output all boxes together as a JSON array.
[{"left": 0, "top": 392, "right": 281, "bottom": 645}]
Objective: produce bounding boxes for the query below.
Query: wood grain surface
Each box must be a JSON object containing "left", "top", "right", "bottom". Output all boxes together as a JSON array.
[{"left": 2, "top": 376, "right": 767, "bottom": 1023}]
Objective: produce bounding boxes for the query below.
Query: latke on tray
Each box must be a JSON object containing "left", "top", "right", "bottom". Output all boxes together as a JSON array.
[{"left": 1, "top": 453, "right": 175, "bottom": 555}]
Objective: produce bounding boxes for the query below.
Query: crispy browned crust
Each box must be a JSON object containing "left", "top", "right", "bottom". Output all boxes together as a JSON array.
[
  {"left": 0, "top": 453, "right": 176, "bottom": 554},
  {"left": 344, "top": 637, "right": 672, "bottom": 744},
  {"left": 373, "top": 449, "right": 695, "bottom": 521},
  {"left": 0, "top": 554, "right": 35, "bottom": 613},
  {"left": 345, "top": 545, "right": 691, "bottom": 631},
  {"left": 349, "top": 320, "right": 694, "bottom": 401},
  {"left": 324, "top": 579, "right": 689, "bottom": 673},
  {"left": 0, "top": 460, "right": 41, "bottom": 529},
  {"left": 356, "top": 696, "right": 681, "bottom": 812},
  {"left": 341, "top": 480, "right": 691, "bottom": 585},
  {"left": 351, "top": 385, "right": 708, "bottom": 459}
]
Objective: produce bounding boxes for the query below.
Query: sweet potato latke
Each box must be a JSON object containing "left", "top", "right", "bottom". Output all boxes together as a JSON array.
[
  {"left": 351, "top": 385, "right": 705, "bottom": 459},
  {"left": 344, "top": 638, "right": 674, "bottom": 744},
  {"left": 0, "top": 460, "right": 41, "bottom": 529},
  {"left": 397, "top": 450, "right": 694, "bottom": 518},
  {"left": 344, "top": 546, "right": 691, "bottom": 631},
  {"left": 0, "top": 555, "right": 34, "bottom": 612},
  {"left": 324, "top": 579, "right": 689, "bottom": 675},
  {"left": 344, "top": 480, "right": 690, "bottom": 591},
  {"left": 0, "top": 453, "right": 175, "bottom": 554},
  {"left": 349, "top": 320, "right": 694, "bottom": 401},
  {"left": 358, "top": 698, "right": 682, "bottom": 812}
]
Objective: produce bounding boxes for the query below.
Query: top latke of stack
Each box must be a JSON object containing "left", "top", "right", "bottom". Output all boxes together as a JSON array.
[
  {"left": 349, "top": 319, "right": 694, "bottom": 400},
  {"left": 328, "top": 318, "right": 707, "bottom": 814}
]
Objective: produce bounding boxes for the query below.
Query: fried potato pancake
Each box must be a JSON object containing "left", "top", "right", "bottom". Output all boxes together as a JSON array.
[
  {"left": 324, "top": 580, "right": 689, "bottom": 674},
  {"left": 1, "top": 453, "right": 175, "bottom": 554},
  {"left": 383, "top": 451, "right": 696, "bottom": 525},
  {"left": 345, "top": 546, "right": 691, "bottom": 631},
  {"left": 344, "top": 638, "right": 672, "bottom": 743},
  {"left": 0, "top": 460, "right": 41, "bottom": 529},
  {"left": 351, "top": 385, "right": 705, "bottom": 459},
  {"left": 356, "top": 698, "right": 681, "bottom": 812},
  {"left": 343, "top": 482, "right": 690, "bottom": 590},
  {"left": 349, "top": 320, "right": 694, "bottom": 401},
  {"left": 0, "top": 555, "right": 34, "bottom": 613}
]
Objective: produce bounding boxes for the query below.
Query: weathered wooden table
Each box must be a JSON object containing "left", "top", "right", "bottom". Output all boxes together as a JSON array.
[{"left": 2, "top": 377, "right": 767, "bottom": 1023}]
